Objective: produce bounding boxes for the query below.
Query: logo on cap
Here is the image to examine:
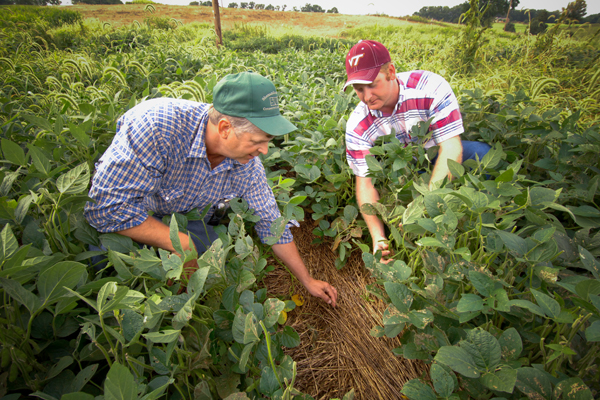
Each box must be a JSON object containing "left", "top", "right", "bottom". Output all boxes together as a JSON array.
[{"left": 348, "top": 54, "right": 365, "bottom": 68}]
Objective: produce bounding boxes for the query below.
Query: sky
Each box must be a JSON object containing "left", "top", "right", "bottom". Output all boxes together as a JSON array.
[{"left": 143, "top": 0, "right": 600, "bottom": 17}]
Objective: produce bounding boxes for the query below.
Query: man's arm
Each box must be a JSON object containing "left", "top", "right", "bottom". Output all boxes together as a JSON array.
[
  {"left": 429, "top": 135, "right": 463, "bottom": 189},
  {"left": 117, "top": 216, "right": 199, "bottom": 277},
  {"left": 356, "top": 175, "right": 391, "bottom": 262},
  {"left": 272, "top": 242, "right": 338, "bottom": 307}
]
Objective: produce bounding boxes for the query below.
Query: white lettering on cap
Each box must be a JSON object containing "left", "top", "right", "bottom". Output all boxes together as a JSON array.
[{"left": 348, "top": 54, "right": 364, "bottom": 67}]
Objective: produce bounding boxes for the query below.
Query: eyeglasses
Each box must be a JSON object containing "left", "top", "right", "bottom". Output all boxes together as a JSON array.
[{"left": 207, "top": 199, "right": 231, "bottom": 226}]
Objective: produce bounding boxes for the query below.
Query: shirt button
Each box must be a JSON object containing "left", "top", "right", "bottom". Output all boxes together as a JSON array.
[{"left": 165, "top": 197, "right": 170, "bottom": 201}]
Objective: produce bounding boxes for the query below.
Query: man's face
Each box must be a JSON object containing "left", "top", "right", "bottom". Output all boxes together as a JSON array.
[
  {"left": 225, "top": 130, "right": 273, "bottom": 164},
  {"left": 352, "top": 68, "right": 397, "bottom": 113}
]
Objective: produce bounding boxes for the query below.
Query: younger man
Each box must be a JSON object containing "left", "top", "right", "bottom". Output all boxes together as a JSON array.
[{"left": 344, "top": 40, "right": 490, "bottom": 261}]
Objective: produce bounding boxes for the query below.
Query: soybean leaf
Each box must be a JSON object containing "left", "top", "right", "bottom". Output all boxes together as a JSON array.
[
  {"left": 498, "top": 328, "right": 522, "bottom": 361},
  {"left": 408, "top": 309, "right": 434, "bottom": 329},
  {"left": 0, "top": 277, "right": 41, "bottom": 314},
  {"left": 530, "top": 289, "right": 561, "bottom": 318},
  {"left": 243, "top": 312, "right": 259, "bottom": 344},
  {"left": 0, "top": 224, "right": 19, "bottom": 265},
  {"left": 281, "top": 325, "right": 300, "bottom": 348},
  {"left": 578, "top": 246, "right": 600, "bottom": 280},
  {"left": 435, "top": 346, "right": 481, "bottom": 378},
  {"left": 104, "top": 362, "right": 137, "bottom": 400},
  {"left": 263, "top": 298, "right": 285, "bottom": 328},
  {"left": 62, "top": 393, "right": 95, "bottom": 400},
  {"left": 574, "top": 279, "right": 600, "bottom": 301},
  {"left": 447, "top": 159, "right": 465, "bottom": 178},
  {"left": 480, "top": 367, "right": 517, "bottom": 393},
  {"left": 259, "top": 366, "right": 280, "bottom": 396},
  {"left": 457, "top": 294, "right": 485, "bottom": 313},
  {"left": 431, "top": 363, "right": 455, "bottom": 397},
  {"left": 70, "top": 364, "right": 98, "bottom": 392},
  {"left": 469, "top": 271, "right": 496, "bottom": 297},
  {"left": 585, "top": 320, "right": 600, "bottom": 342},
  {"left": 169, "top": 216, "right": 184, "bottom": 257},
  {"left": 384, "top": 282, "right": 413, "bottom": 313},
  {"left": 554, "top": 377, "right": 593, "bottom": 400},
  {"left": 400, "top": 379, "right": 437, "bottom": 400},
  {"left": 465, "top": 328, "right": 502, "bottom": 371},
  {"left": 509, "top": 299, "right": 545, "bottom": 317},
  {"left": 27, "top": 144, "right": 51, "bottom": 176},
  {"left": 56, "top": 163, "right": 90, "bottom": 195},
  {"left": 495, "top": 230, "right": 528, "bottom": 257},
  {"left": 15, "top": 195, "right": 33, "bottom": 225},
  {"left": 38, "top": 261, "right": 87, "bottom": 307},
  {"left": 188, "top": 266, "right": 210, "bottom": 296},
  {"left": 121, "top": 309, "right": 144, "bottom": 343},
  {"left": 1, "top": 139, "right": 27, "bottom": 166},
  {"left": 142, "top": 329, "right": 181, "bottom": 343},
  {"left": 173, "top": 292, "right": 200, "bottom": 330},
  {"left": 515, "top": 367, "right": 553, "bottom": 400}
]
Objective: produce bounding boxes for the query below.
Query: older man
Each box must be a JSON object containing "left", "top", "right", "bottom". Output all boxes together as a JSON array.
[{"left": 85, "top": 72, "right": 337, "bottom": 306}]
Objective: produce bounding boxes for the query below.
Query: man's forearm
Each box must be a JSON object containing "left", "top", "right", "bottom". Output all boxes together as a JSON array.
[
  {"left": 429, "top": 135, "right": 463, "bottom": 188},
  {"left": 117, "top": 216, "right": 195, "bottom": 253},
  {"left": 272, "top": 241, "right": 312, "bottom": 285},
  {"left": 356, "top": 176, "right": 386, "bottom": 241}
]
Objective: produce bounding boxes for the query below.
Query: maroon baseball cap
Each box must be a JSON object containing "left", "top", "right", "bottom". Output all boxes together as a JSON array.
[{"left": 343, "top": 40, "right": 391, "bottom": 90}]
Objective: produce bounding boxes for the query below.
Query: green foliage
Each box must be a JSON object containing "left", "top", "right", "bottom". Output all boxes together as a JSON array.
[{"left": 1, "top": 10, "right": 600, "bottom": 400}]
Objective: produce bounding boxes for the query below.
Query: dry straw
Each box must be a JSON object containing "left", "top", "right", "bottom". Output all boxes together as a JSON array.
[{"left": 264, "top": 221, "right": 427, "bottom": 400}]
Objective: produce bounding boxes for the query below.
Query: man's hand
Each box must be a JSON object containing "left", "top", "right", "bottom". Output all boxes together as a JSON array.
[
  {"left": 373, "top": 235, "right": 392, "bottom": 264},
  {"left": 304, "top": 278, "right": 338, "bottom": 307}
]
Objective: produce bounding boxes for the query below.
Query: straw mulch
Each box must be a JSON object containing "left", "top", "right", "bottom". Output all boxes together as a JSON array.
[{"left": 264, "top": 220, "right": 427, "bottom": 400}]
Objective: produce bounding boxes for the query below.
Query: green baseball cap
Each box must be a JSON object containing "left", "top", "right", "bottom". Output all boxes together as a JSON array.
[{"left": 213, "top": 72, "right": 297, "bottom": 136}]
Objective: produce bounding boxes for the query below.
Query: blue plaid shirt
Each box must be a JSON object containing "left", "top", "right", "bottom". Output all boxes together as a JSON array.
[{"left": 84, "top": 98, "right": 293, "bottom": 244}]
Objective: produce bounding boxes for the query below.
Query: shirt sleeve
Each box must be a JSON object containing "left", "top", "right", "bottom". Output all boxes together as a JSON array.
[
  {"left": 345, "top": 104, "right": 373, "bottom": 177},
  {"left": 84, "top": 108, "right": 167, "bottom": 233},
  {"left": 423, "top": 72, "right": 464, "bottom": 148},
  {"left": 243, "top": 159, "right": 294, "bottom": 245}
]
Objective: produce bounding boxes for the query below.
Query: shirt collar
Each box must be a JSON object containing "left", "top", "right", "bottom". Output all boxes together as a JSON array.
[{"left": 188, "top": 109, "right": 209, "bottom": 159}]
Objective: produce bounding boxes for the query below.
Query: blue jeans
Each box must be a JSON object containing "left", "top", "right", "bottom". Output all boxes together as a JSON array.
[
  {"left": 90, "top": 216, "right": 219, "bottom": 270},
  {"left": 430, "top": 140, "right": 491, "bottom": 165},
  {"left": 462, "top": 140, "right": 492, "bottom": 162}
]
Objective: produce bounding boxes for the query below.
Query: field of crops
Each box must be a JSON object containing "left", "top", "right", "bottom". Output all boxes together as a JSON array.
[{"left": 1, "top": 4, "right": 600, "bottom": 400}]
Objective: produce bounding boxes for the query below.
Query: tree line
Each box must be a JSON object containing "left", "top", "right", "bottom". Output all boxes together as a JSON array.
[{"left": 414, "top": 0, "right": 598, "bottom": 27}]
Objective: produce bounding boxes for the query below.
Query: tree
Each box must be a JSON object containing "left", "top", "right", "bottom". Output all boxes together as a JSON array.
[
  {"left": 563, "top": 0, "right": 586, "bottom": 22},
  {"left": 10, "top": 0, "right": 61, "bottom": 4},
  {"left": 326, "top": 7, "right": 338, "bottom": 13},
  {"left": 530, "top": 9, "right": 548, "bottom": 34},
  {"left": 248, "top": 1, "right": 255, "bottom": 8},
  {"left": 281, "top": 4, "right": 286, "bottom": 11},
  {"left": 301, "top": 3, "right": 324, "bottom": 12},
  {"left": 254, "top": 3, "right": 264, "bottom": 9},
  {"left": 479, "top": 0, "right": 520, "bottom": 27},
  {"left": 240, "top": 2, "right": 248, "bottom": 8},
  {"left": 72, "top": 0, "right": 122, "bottom": 3},
  {"left": 265, "top": 3, "right": 274, "bottom": 10},
  {"left": 228, "top": 2, "right": 238, "bottom": 7}
]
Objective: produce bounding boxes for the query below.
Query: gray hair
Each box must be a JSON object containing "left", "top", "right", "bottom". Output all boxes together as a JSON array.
[{"left": 208, "top": 106, "right": 263, "bottom": 136}]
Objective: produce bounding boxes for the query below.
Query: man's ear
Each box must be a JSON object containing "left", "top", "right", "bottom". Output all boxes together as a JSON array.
[
  {"left": 217, "top": 118, "right": 233, "bottom": 139},
  {"left": 388, "top": 63, "right": 397, "bottom": 80}
]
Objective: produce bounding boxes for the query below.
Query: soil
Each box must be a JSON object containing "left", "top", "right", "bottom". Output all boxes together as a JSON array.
[
  {"left": 66, "top": 4, "right": 409, "bottom": 36},
  {"left": 264, "top": 221, "right": 426, "bottom": 400}
]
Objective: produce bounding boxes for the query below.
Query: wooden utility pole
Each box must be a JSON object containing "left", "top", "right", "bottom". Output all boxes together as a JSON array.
[
  {"left": 504, "top": 0, "right": 513, "bottom": 30},
  {"left": 212, "top": 0, "right": 223, "bottom": 48}
]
